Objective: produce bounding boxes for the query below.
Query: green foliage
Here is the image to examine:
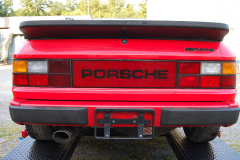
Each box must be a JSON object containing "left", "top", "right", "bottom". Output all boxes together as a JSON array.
[
  {"left": 136, "top": 2, "right": 147, "bottom": 18},
  {"left": 7, "top": 0, "right": 147, "bottom": 18},
  {"left": 66, "top": 0, "right": 77, "bottom": 11},
  {"left": 62, "top": 0, "right": 147, "bottom": 18},
  {"left": 0, "top": 0, "right": 13, "bottom": 17},
  {"left": 48, "top": 1, "right": 66, "bottom": 16},
  {"left": 18, "top": 0, "right": 48, "bottom": 16}
]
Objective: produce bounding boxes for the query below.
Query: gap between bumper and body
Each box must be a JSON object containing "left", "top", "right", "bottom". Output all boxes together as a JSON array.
[{"left": 9, "top": 101, "right": 240, "bottom": 127}]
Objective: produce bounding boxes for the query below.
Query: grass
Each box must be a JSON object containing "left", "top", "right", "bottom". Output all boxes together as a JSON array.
[
  {"left": 0, "top": 122, "right": 25, "bottom": 158},
  {"left": 229, "top": 141, "right": 240, "bottom": 153},
  {"left": 0, "top": 132, "right": 12, "bottom": 138},
  {"left": 0, "top": 123, "right": 25, "bottom": 141}
]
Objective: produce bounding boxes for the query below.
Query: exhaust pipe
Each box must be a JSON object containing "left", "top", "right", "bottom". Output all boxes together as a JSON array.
[{"left": 53, "top": 129, "right": 73, "bottom": 143}]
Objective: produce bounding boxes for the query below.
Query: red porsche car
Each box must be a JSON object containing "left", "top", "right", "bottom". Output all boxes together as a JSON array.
[{"left": 9, "top": 20, "right": 239, "bottom": 143}]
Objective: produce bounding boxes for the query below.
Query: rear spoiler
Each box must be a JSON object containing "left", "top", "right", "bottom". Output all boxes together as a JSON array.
[{"left": 20, "top": 20, "right": 229, "bottom": 41}]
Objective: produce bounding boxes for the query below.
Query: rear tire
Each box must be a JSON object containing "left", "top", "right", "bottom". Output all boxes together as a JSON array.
[
  {"left": 25, "top": 124, "right": 59, "bottom": 141},
  {"left": 183, "top": 126, "right": 220, "bottom": 142}
]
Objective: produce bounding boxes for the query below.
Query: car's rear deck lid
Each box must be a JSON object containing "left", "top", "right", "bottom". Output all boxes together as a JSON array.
[{"left": 20, "top": 20, "right": 229, "bottom": 41}]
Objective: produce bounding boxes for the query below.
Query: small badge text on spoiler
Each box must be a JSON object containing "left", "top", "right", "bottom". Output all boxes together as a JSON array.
[{"left": 185, "top": 48, "right": 215, "bottom": 52}]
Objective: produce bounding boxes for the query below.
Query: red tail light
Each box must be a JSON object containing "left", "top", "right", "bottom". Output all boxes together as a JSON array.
[
  {"left": 13, "top": 74, "right": 28, "bottom": 86},
  {"left": 178, "top": 61, "right": 236, "bottom": 89},
  {"left": 179, "top": 62, "right": 200, "bottom": 74},
  {"left": 200, "top": 76, "right": 220, "bottom": 88},
  {"left": 49, "top": 75, "right": 71, "bottom": 87},
  {"left": 178, "top": 76, "right": 199, "bottom": 88},
  {"left": 13, "top": 60, "right": 71, "bottom": 87},
  {"left": 221, "top": 76, "right": 236, "bottom": 88},
  {"left": 29, "top": 75, "right": 48, "bottom": 86},
  {"left": 49, "top": 61, "right": 70, "bottom": 73}
]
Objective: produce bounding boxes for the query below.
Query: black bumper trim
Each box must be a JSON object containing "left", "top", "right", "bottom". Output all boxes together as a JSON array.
[
  {"left": 9, "top": 105, "right": 88, "bottom": 125},
  {"left": 161, "top": 107, "right": 240, "bottom": 126}
]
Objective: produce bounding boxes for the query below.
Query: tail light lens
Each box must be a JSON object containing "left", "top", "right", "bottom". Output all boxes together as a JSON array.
[
  {"left": 13, "top": 60, "right": 27, "bottom": 73},
  {"left": 13, "top": 60, "right": 71, "bottom": 87},
  {"left": 49, "top": 75, "right": 71, "bottom": 87},
  {"left": 222, "top": 62, "right": 236, "bottom": 74},
  {"left": 200, "top": 76, "right": 220, "bottom": 88},
  {"left": 221, "top": 76, "right": 236, "bottom": 88},
  {"left": 13, "top": 74, "right": 28, "bottom": 86},
  {"left": 49, "top": 60, "right": 70, "bottom": 73},
  {"left": 201, "top": 62, "right": 221, "bottom": 74},
  {"left": 28, "top": 61, "right": 48, "bottom": 73},
  {"left": 178, "top": 76, "right": 199, "bottom": 88},
  {"left": 178, "top": 61, "right": 236, "bottom": 89},
  {"left": 29, "top": 74, "right": 49, "bottom": 86},
  {"left": 179, "top": 62, "right": 200, "bottom": 74}
]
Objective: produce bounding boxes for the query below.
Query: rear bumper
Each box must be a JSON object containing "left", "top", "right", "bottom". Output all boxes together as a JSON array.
[{"left": 9, "top": 101, "right": 240, "bottom": 127}]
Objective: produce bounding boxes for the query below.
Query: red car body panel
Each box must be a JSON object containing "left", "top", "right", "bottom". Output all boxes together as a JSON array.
[
  {"left": 12, "top": 87, "right": 237, "bottom": 102},
  {"left": 11, "top": 38, "right": 239, "bottom": 127},
  {"left": 14, "top": 39, "right": 235, "bottom": 61}
]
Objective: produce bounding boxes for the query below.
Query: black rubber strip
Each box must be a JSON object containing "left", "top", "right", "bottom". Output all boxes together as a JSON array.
[
  {"left": 161, "top": 107, "right": 240, "bottom": 126},
  {"left": 9, "top": 105, "right": 88, "bottom": 125}
]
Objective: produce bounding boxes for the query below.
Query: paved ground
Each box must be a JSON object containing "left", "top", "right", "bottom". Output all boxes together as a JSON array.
[
  {"left": 0, "top": 64, "right": 239, "bottom": 159},
  {"left": 0, "top": 65, "right": 25, "bottom": 158}
]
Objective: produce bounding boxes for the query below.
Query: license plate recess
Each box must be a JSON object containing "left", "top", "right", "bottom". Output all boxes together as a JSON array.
[{"left": 94, "top": 109, "right": 155, "bottom": 139}]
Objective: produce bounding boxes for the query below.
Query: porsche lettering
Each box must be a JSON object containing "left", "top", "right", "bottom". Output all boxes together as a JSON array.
[{"left": 82, "top": 69, "right": 168, "bottom": 79}]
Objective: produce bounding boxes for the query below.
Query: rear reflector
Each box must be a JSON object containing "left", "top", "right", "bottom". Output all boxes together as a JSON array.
[
  {"left": 178, "top": 76, "right": 199, "bottom": 88},
  {"left": 13, "top": 74, "right": 28, "bottom": 86},
  {"left": 49, "top": 75, "right": 71, "bottom": 87},
  {"left": 200, "top": 76, "right": 220, "bottom": 88},
  {"left": 29, "top": 74, "right": 48, "bottom": 86},
  {"left": 49, "top": 61, "right": 70, "bottom": 73},
  {"left": 179, "top": 62, "right": 200, "bottom": 74},
  {"left": 222, "top": 62, "right": 236, "bottom": 74},
  {"left": 221, "top": 76, "right": 236, "bottom": 88},
  {"left": 13, "top": 61, "right": 27, "bottom": 73}
]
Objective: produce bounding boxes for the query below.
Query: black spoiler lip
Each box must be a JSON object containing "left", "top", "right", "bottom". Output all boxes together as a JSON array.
[{"left": 19, "top": 20, "right": 229, "bottom": 41}]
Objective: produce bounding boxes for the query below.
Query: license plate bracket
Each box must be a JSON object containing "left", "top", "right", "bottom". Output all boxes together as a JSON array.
[{"left": 94, "top": 109, "right": 155, "bottom": 139}]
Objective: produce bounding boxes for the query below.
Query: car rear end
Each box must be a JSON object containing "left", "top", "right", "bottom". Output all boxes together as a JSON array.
[{"left": 9, "top": 20, "right": 240, "bottom": 142}]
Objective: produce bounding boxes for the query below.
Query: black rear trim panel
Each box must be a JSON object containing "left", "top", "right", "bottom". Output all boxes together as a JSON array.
[
  {"left": 161, "top": 107, "right": 240, "bottom": 126},
  {"left": 9, "top": 105, "right": 88, "bottom": 125}
]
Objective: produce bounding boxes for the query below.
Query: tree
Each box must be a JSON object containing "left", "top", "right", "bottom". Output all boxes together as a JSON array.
[
  {"left": 48, "top": 1, "right": 66, "bottom": 16},
  {"left": 20, "top": 0, "right": 48, "bottom": 16},
  {"left": 0, "top": 0, "right": 13, "bottom": 17},
  {"left": 13, "top": 0, "right": 147, "bottom": 18},
  {"left": 66, "top": 0, "right": 77, "bottom": 12},
  {"left": 35, "top": 0, "right": 47, "bottom": 15},
  {"left": 136, "top": 1, "right": 146, "bottom": 18}
]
